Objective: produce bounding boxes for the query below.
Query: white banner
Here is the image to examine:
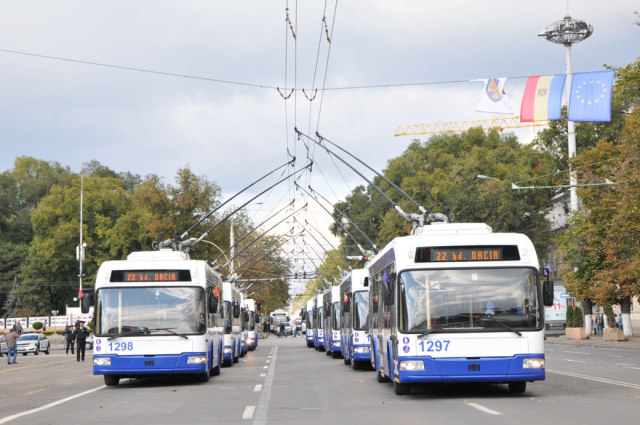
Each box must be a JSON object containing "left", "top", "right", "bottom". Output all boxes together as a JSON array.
[
  {"left": 51, "top": 316, "right": 71, "bottom": 327},
  {"left": 28, "top": 317, "right": 49, "bottom": 327},
  {"left": 70, "top": 314, "right": 93, "bottom": 324}
]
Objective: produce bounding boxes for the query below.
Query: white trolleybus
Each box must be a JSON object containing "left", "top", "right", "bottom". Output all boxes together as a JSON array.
[
  {"left": 269, "top": 309, "right": 288, "bottom": 334},
  {"left": 91, "top": 250, "right": 225, "bottom": 386},
  {"left": 313, "top": 294, "right": 325, "bottom": 351},
  {"left": 322, "top": 286, "right": 342, "bottom": 358},
  {"left": 304, "top": 299, "right": 315, "bottom": 348},
  {"left": 222, "top": 281, "right": 242, "bottom": 366},
  {"left": 339, "top": 268, "right": 371, "bottom": 369},
  {"left": 243, "top": 299, "right": 259, "bottom": 351},
  {"left": 368, "top": 223, "right": 553, "bottom": 395}
]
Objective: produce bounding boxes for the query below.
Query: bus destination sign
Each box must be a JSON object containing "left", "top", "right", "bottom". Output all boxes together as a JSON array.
[
  {"left": 415, "top": 246, "right": 520, "bottom": 263},
  {"left": 110, "top": 270, "right": 192, "bottom": 282}
]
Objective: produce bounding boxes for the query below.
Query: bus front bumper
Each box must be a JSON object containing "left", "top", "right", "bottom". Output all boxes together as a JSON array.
[
  {"left": 93, "top": 353, "right": 208, "bottom": 375},
  {"left": 395, "top": 354, "right": 545, "bottom": 384},
  {"left": 352, "top": 345, "right": 371, "bottom": 361}
]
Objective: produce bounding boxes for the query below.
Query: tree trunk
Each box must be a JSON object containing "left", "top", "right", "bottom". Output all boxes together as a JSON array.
[
  {"left": 621, "top": 296, "right": 634, "bottom": 337},
  {"left": 582, "top": 299, "right": 593, "bottom": 336}
]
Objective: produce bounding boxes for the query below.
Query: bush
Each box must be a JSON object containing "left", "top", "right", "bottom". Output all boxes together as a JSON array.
[
  {"left": 42, "top": 330, "right": 54, "bottom": 335},
  {"left": 574, "top": 306, "right": 584, "bottom": 328},
  {"left": 566, "top": 305, "right": 575, "bottom": 327},
  {"left": 55, "top": 330, "right": 66, "bottom": 335},
  {"left": 604, "top": 304, "right": 616, "bottom": 328},
  {"left": 87, "top": 321, "right": 94, "bottom": 332},
  {"left": 32, "top": 322, "right": 43, "bottom": 330}
]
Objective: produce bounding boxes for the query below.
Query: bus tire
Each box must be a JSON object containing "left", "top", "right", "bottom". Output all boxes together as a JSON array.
[
  {"left": 325, "top": 349, "right": 331, "bottom": 356},
  {"left": 196, "top": 372, "right": 210, "bottom": 383},
  {"left": 314, "top": 345, "right": 319, "bottom": 351},
  {"left": 508, "top": 381, "right": 526, "bottom": 393},
  {"left": 343, "top": 354, "right": 351, "bottom": 365},
  {"left": 332, "top": 351, "right": 341, "bottom": 359},
  {"left": 223, "top": 359, "right": 233, "bottom": 367},
  {"left": 210, "top": 365, "right": 221, "bottom": 376},
  {"left": 233, "top": 355, "right": 239, "bottom": 364},
  {"left": 393, "top": 381, "right": 411, "bottom": 395},
  {"left": 376, "top": 369, "right": 390, "bottom": 383},
  {"left": 104, "top": 375, "right": 120, "bottom": 387}
]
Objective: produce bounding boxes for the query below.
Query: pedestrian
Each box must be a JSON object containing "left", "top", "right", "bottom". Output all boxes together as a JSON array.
[
  {"left": 279, "top": 322, "right": 285, "bottom": 338},
  {"left": 617, "top": 314, "right": 624, "bottom": 332},
  {"left": 64, "top": 322, "right": 75, "bottom": 355},
  {"left": 263, "top": 320, "right": 268, "bottom": 333},
  {"left": 5, "top": 328, "right": 19, "bottom": 364},
  {"left": 74, "top": 319, "right": 81, "bottom": 331},
  {"left": 75, "top": 321, "right": 89, "bottom": 362},
  {"left": 13, "top": 321, "right": 23, "bottom": 335},
  {"left": 292, "top": 322, "right": 299, "bottom": 337},
  {"left": 595, "top": 312, "right": 604, "bottom": 335}
]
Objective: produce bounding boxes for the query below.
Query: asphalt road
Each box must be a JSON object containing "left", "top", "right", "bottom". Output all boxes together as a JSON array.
[{"left": 1, "top": 336, "right": 639, "bottom": 424}]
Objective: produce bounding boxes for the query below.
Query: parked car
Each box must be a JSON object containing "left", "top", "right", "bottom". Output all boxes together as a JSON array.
[
  {"left": 16, "top": 333, "right": 50, "bottom": 356},
  {"left": 0, "top": 335, "right": 8, "bottom": 356},
  {"left": 85, "top": 335, "right": 94, "bottom": 350},
  {"left": 283, "top": 322, "right": 293, "bottom": 336}
]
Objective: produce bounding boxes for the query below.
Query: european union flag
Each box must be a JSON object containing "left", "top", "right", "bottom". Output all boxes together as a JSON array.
[{"left": 568, "top": 70, "right": 615, "bottom": 122}]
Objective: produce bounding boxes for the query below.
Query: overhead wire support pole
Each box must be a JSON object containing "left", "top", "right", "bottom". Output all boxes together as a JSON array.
[
  {"left": 219, "top": 204, "right": 307, "bottom": 271},
  {"left": 181, "top": 158, "right": 295, "bottom": 240},
  {"left": 210, "top": 201, "right": 294, "bottom": 265},
  {"left": 308, "top": 184, "right": 378, "bottom": 253},
  {"left": 295, "top": 182, "right": 370, "bottom": 257}
]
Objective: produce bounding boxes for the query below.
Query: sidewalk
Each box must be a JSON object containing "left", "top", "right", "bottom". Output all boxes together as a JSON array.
[{"left": 546, "top": 334, "right": 640, "bottom": 351}]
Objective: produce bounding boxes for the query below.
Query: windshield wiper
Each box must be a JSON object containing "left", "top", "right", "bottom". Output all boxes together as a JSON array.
[
  {"left": 145, "top": 327, "right": 189, "bottom": 340},
  {"left": 108, "top": 329, "right": 149, "bottom": 341},
  {"left": 417, "top": 323, "right": 459, "bottom": 338},
  {"left": 488, "top": 317, "right": 522, "bottom": 336}
]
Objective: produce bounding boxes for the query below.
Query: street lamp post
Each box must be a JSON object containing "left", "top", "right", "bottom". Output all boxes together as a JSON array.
[
  {"left": 51, "top": 310, "right": 59, "bottom": 334},
  {"left": 539, "top": 15, "right": 593, "bottom": 213}
]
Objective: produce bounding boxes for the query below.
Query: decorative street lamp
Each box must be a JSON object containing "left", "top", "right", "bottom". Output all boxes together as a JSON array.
[
  {"left": 539, "top": 15, "right": 593, "bottom": 212},
  {"left": 51, "top": 310, "right": 59, "bottom": 334}
]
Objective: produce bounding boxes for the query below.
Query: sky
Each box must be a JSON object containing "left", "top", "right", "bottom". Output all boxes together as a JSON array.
[{"left": 1, "top": 1, "right": 638, "bottom": 296}]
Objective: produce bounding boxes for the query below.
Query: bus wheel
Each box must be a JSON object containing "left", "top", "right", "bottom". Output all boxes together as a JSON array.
[
  {"left": 343, "top": 354, "right": 351, "bottom": 365},
  {"left": 104, "top": 375, "right": 120, "bottom": 387},
  {"left": 508, "top": 382, "right": 526, "bottom": 394},
  {"left": 210, "top": 365, "right": 221, "bottom": 377},
  {"left": 196, "top": 372, "right": 210, "bottom": 383},
  {"left": 223, "top": 359, "right": 233, "bottom": 367},
  {"left": 393, "top": 381, "right": 411, "bottom": 395},
  {"left": 376, "top": 370, "right": 390, "bottom": 383},
  {"left": 332, "top": 351, "right": 341, "bottom": 359},
  {"left": 233, "top": 355, "right": 239, "bottom": 364},
  {"left": 325, "top": 349, "right": 331, "bottom": 356}
]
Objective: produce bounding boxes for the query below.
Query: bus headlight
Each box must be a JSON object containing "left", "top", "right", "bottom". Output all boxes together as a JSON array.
[
  {"left": 318, "top": 338, "right": 324, "bottom": 342},
  {"left": 399, "top": 360, "right": 425, "bottom": 371},
  {"left": 522, "top": 358, "right": 544, "bottom": 369},
  {"left": 223, "top": 348, "right": 233, "bottom": 354},
  {"left": 94, "top": 358, "right": 111, "bottom": 366},
  {"left": 187, "top": 356, "right": 207, "bottom": 364},
  {"left": 354, "top": 347, "right": 370, "bottom": 354},
  {"left": 247, "top": 338, "right": 255, "bottom": 344},
  {"left": 333, "top": 342, "right": 341, "bottom": 347}
]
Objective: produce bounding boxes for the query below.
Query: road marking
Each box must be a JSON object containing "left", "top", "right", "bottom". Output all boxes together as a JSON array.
[
  {"left": 268, "top": 356, "right": 272, "bottom": 358},
  {"left": 624, "top": 366, "right": 640, "bottom": 370},
  {"left": 607, "top": 355, "right": 622, "bottom": 358},
  {"left": 466, "top": 403, "right": 502, "bottom": 415},
  {"left": 62, "top": 381, "right": 78, "bottom": 386},
  {"left": 548, "top": 369, "right": 640, "bottom": 390},
  {"left": 564, "top": 359, "right": 585, "bottom": 363},
  {"left": 0, "top": 359, "right": 74, "bottom": 373},
  {"left": 263, "top": 366, "right": 268, "bottom": 369},
  {"left": 614, "top": 363, "right": 634, "bottom": 366},
  {"left": 260, "top": 373, "right": 266, "bottom": 377},
  {"left": 0, "top": 385, "right": 105, "bottom": 424},
  {"left": 563, "top": 351, "right": 590, "bottom": 355},
  {"left": 254, "top": 385, "right": 262, "bottom": 392},
  {"left": 266, "top": 360, "right": 270, "bottom": 363},
  {"left": 254, "top": 346, "right": 277, "bottom": 425},
  {"left": 23, "top": 389, "right": 46, "bottom": 396},
  {"left": 242, "top": 406, "right": 255, "bottom": 420}
]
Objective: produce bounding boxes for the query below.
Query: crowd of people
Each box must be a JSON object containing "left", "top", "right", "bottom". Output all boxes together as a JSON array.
[{"left": 591, "top": 312, "right": 625, "bottom": 335}]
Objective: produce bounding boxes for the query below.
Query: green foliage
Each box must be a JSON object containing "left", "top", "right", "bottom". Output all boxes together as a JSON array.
[
  {"left": 565, "top": 305, "right": 575, "bottom": 327},
  {"left": 604, "top": 304, "right": 616, "bottom": 328},
  {"left": 42, "top": 330, "right": 54, "bottom": 335},
  {"left": 573, "top": 307, "right": 584, "bottom": 328},
  {"left": 87, "top": 321, "right": 94, "bottom": 332},
  {"left": 32, "top": 321, "right": 43, "bottom": 330}
]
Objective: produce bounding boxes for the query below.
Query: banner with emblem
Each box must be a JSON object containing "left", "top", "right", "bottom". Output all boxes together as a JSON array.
[
  {"left": 472, "top": 78, "right": 513, "bottom": 114},
  {"left": 520, "top": 75, "right": 566, "bottom": 122},
  {"left": 568, "top": 70, "right": 615, "bottom": 122}
]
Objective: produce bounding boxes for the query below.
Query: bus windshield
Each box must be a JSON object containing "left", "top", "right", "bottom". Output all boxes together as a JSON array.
[
  {"left": 399, "top": 268, "right": 541, "bottom": 333},
  {"left": 353, "top": 291, "right": 369, "bottom": 331},
  {"left": 95, "top": 287, "right": 206, "bottom": 336},
  {"left": 332, "top": 302, "right": 341, "bottom": 330}
]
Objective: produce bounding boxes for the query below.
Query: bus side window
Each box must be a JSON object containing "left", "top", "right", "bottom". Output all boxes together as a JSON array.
[{"left": 372, "top": 278, "right": 379, "bottom": 330}]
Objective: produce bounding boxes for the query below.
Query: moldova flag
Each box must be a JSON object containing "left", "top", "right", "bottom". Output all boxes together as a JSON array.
[{"left": 520, "top": 75, "right": 566, "bottom": 122}]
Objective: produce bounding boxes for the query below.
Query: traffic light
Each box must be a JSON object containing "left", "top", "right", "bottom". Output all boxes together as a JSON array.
[{"left": 256, "top": 300, "right": 261, "bottom": 312}]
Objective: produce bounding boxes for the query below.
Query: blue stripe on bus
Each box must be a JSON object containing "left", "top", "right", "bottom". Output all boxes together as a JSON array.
[{"left": 93, "top": 353, "right": 208, "bottom": 375}]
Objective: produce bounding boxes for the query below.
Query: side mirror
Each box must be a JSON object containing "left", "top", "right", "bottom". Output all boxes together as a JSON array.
[
  {"left": 363, "top": 277, "right": 369, "bottom": 287},
  {"left": 244, "top": 311, "right": 250, "bottom": 322},
  {"left": 208, "top": 293, "right": 218, "bottom": 313},
  {"left": 542, "top": 268, "right": 554, "bottom": 306},
  {"left": 233, "top": 304, "right": 240, "bottom": 319},
  {"left": 343, "top": 294, "right": 351, "bottom": 313},
  {"left": 81, "top": 294, "right": 92, "bottom": 314}
]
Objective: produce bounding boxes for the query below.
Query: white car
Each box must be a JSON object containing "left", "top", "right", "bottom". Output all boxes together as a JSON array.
[
  {"left": 0, "top": 335, "right": 8, "bottom": 356},
  {"left": 85, "top": 335, "right": 94, "bottom": 350},
  {"left": 16, "top": 333, "right": 51, "bottom": 356}
]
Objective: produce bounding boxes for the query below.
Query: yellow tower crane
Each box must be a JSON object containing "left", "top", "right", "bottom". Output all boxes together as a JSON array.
[{"left": 394, "top": 116, "right": 548, "bottom": 137}]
